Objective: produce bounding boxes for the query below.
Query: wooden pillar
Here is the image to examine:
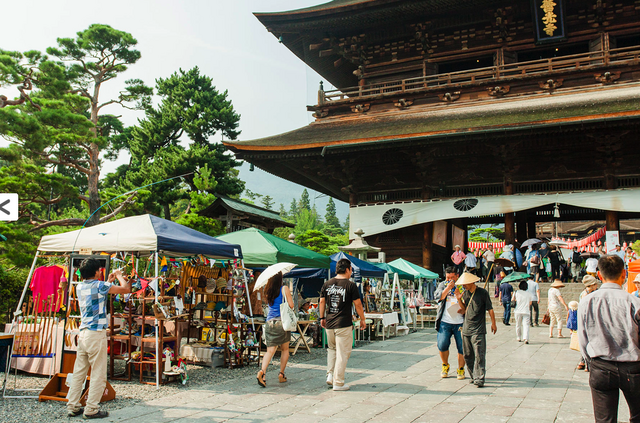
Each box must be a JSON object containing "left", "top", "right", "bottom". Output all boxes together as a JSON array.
[
  {"left": 422, "top": 187, "right": 433, "bottom": 269},
  {"left": 225, "top": 210, "right": 233, "bottom": 233},
  {"left": 516, "top": 212, "right": 527, "bottom": 245},
  {"left": 423, "top": 222, "right": 433, "bottom": 269},
  {"left": 528, "top": 218, "right": 537, "bottom": 239},
  {"left": 605, "top": 173, "right": 619, "bottom": 231},
  {"left": 504, "top": 178, "right": 515, "bottom": 245}
]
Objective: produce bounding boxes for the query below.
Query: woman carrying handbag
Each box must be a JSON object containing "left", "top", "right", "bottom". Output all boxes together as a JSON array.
[{"left": 257, "top": 272, "right": 295, "bottom": 387}]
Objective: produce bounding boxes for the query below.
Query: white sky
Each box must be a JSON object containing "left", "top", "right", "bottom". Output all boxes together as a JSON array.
[{"left": 1, "top": 0, "right": 349, "bottom": 221}]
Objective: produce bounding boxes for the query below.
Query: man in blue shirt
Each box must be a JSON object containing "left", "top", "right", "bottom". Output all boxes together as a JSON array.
[
  {"left": 66, "top": 259, "right": 130, "bottom": 419},
  {"left": 499, "top": 282, "right": 514, "bottom": 325}
]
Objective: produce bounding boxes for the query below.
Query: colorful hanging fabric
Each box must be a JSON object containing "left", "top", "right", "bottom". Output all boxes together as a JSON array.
[{"left": 160, "top": 256, "right": 168, "bottom": 272}]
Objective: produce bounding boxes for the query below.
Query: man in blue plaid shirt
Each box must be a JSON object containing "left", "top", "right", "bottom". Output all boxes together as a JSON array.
[{"left": 67, "top": 258, "right": 130, "bottom": 419}]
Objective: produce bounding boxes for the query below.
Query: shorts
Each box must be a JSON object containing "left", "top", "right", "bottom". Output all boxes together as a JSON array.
[
  {"left": 263, "top": 319, "right": 291, "bottom": 347},
  {"left": 437, "top": 321, "right": 463, "bottom": 354}
]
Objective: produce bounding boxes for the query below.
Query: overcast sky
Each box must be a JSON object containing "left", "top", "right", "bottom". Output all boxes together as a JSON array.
[{"left": 0, "top": 1, "right": 349, "bottom": 222}]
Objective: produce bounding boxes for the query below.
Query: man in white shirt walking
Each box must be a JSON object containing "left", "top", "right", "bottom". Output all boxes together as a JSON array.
[{"left": 526, "top": 278, "right": 540, "bottom": 326}]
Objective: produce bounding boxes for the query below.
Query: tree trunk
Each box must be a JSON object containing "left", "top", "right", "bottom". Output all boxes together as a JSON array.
[
  {"left": 86, "top": 143, "right": 101, "bottom": 227},
  {"left": 163, "top": 203, "right": 171, "bottom": 221}
]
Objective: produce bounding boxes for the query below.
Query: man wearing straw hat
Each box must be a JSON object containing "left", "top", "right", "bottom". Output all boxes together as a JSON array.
[
  {"left": 578, "top": 255, "right": 640, "bottom": 422},
  {"left": 455, "top": 272, "right": 497, "bottom": 388}
]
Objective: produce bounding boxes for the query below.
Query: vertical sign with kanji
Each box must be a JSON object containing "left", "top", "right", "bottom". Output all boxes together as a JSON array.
[{"left": 531, "top": 0, "right": 566, "bottom": 44}]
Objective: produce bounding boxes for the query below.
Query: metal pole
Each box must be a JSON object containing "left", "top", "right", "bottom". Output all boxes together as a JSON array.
[
  {"left": 13, "top": 252, "right": 40, "bottom": 319},
  {"left": 154, "top": 251, "right": 160, "bottom": 388},
  {"left": 241, "top": 260, "right": 255, "bottom": 332}
]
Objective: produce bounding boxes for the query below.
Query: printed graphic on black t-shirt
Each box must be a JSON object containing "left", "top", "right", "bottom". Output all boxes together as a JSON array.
[{"left": 320, "top": 277, "right": 360, "bottom": 329}]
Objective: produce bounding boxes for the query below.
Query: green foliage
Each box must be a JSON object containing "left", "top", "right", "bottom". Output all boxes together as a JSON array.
[
  {"left": 288, "top": 199, "right": 299, "bottom": 220},
  {"left": 0, "top": 264, "right": 28, "bottom": 325},
  {"left": 109, "top": 66, "right": 243, "bottom": 220},
  {"left": 631, "top": 240, "right": 640, "bottom": 255},
  {"left": 1, "top": 24, "right": 152, "bottom": 229},
  {"left": 468, "top": 224, "right": 505, "bottom": 242},
  {"left": 299, "top": 189, "right": 311, "bottom": 211},
  {"left": 296, "top": 230, "right": 347, "bottom": 256},
  {"left": 260, "top": 195, "right": 274, "bottom": 210},
  {"left": 272, "top": 227, "right": 293, "bottom": 240}
]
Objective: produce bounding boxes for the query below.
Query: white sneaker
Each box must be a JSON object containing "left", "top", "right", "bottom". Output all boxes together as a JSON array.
[
  {"left": 333, "top": 384, "right": 350, "bottom": 391},
  {"left": 326, "top": 373, "right": 333, "bottom": 386}
]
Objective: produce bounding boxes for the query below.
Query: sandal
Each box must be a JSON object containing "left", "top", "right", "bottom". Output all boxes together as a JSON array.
[
  {"left": 577, "top": 363, "right": 585, "bottom": 370},
  {"left": 278, "top": 372, "right": 287, "bottom": 383},
  {"left": 257, "top": 370, "right": 266, "bottom": 388}
]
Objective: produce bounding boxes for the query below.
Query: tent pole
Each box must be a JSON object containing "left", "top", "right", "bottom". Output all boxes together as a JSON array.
[
  {"left": 241, "top": 260, "right": 255, "bottom": 331},
  {"left": 387, "top": 273, "right": 393, "bottom": 309},
  {"left": 13, "top": 252, "right": 40, "bottom": 321},
  {"left": 154, "top": 251, "right": 160, "bottom": 389}
]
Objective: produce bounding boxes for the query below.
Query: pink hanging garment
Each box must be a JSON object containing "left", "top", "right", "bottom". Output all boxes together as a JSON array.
[{"left": 30, "top": 266, "right": 64, "bottom": 313}]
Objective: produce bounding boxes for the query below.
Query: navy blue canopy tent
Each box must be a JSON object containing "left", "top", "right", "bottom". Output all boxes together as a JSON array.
[
  {"left": 330, "top": 252, "right": 387, "bottom": 283},
  {"left": 38, "top": 214, "right": 243, "bottom": 259}
]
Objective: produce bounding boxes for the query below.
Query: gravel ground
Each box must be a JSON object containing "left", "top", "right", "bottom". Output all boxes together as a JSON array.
[{"left": 0, "top": 344, "right": 337, "bottom": 423}]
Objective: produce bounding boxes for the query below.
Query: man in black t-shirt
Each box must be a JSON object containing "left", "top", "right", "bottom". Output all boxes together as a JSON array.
[
  {"left": 319, "top": 258, "right": 366, "bottom": 391},
  {"left": 456, "top": 272, "right": 497, "bottom": 388}
]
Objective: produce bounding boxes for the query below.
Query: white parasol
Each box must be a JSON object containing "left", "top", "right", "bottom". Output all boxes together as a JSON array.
[
  {"left": 521, "top": 238, "right": 542, "bottom": 248},
  {"left": 254, "top": 262, "right": 298, "bottom": 290},
  {"left": 549, "top": 239, "right": 568, "bottom": 247}
]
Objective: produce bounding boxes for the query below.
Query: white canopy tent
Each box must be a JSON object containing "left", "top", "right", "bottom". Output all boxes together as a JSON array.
[{"left": 17, "top": 214, "right": 243, "bottom": 387}]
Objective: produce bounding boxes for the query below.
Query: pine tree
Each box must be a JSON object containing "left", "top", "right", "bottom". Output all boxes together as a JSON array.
[
  {"left": 325, "top": 198, "right": 341, "bottom": 228},
  {"left": 261, "top": 195, "right": 274, "bottom": 210},
  {"left": 299, "top": 189, "right": 311, "bottom": 211},
  {"left": 289, "top": 198, "right": 299, "bottom": 219}
]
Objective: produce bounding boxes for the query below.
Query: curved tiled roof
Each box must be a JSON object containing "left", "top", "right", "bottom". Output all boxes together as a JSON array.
[{"left": 224, "top": 83, "right": 640, "bottom": 152}]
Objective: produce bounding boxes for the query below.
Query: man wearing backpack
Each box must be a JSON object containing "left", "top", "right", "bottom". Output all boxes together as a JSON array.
[{"left": 571, "top": 247, "right": 583, "bottom": 283}]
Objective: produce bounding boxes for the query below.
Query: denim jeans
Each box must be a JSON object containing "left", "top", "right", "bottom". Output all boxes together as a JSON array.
[
  {"left": 437, "top": 321, "right": 463, "bottom": 354},
  {"left": 502, "top": 300, "right": 511, "bottom": 324}
]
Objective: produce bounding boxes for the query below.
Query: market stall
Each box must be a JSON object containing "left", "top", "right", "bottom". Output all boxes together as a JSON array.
[
  {"left": 7, "top": 214, "right": 244, "bottom": 397},
  {"left": 217, "top": 228, "right": 331, "bottom": 352}
]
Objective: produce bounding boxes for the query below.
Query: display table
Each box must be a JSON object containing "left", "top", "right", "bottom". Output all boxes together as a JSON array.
[
  {"left": 418, "top": 305, "right": 438, "bottom": 328},
  {"left": 4, "top": 323, "right": 64, "bottom": 376},
  {"left": 364, "top": 312, "right": 399, "bottom": 340},
  {"left": 290, "top": 320, "right": 314, "bottom": 355},
  {"left": 179, "top": 343, "right": 223, "bottom": 367}
]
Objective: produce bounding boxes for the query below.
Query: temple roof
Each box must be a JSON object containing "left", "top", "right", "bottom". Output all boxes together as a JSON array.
[
  {"left": 224, "top": 83, "right": 640, "bottom": 152},
  {"left": 199, "top": 196, "right": 294, "bottom": 228},
  {"left": 254, "top": 0, "right": 504, "bottom": 89}
]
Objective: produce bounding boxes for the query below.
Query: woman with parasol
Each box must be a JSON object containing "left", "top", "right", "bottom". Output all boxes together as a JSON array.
[{"left": 256, "top": 266, "right": 295, "bottom": 388}]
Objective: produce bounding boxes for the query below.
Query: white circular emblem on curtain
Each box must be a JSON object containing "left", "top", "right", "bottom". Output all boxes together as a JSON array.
[
  {"left": 382, "top": 208, "right": 403, "bottom": 225},
  {"left": 453, "top": 198, "right": 479, "bottom": 212}
]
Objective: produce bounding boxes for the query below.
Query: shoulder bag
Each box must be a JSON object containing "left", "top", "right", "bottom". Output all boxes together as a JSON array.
[
  {"left": 541, "top": 310, "right": 551, "bottom": 325},
  {"left": 280, "top": 287, "right": 298, "bottom": 332}
]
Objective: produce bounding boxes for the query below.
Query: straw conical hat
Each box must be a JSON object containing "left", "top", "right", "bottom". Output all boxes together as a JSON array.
[
  {"left": 550, "top": 280, "right": 565, "bottom": 288},
  {"left": 455, "top": 272, "right": 480, "bottom": 285}
]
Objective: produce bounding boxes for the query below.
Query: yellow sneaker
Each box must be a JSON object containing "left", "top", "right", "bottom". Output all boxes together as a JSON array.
[
  {"left": 457, "top": 367, "right": 465, "bottom": 380},
  {"left": 441, "top": 364, "right": 450, "bottom": 378}
]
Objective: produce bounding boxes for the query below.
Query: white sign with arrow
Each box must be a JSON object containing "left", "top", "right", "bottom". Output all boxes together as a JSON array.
[{"left": 0, "top": 194, "right": 18, "bottom": 222}]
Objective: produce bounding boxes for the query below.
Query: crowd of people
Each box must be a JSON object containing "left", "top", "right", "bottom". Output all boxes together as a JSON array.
[{"left": 67, "top": 248, "right": 638, "bottom": 422}]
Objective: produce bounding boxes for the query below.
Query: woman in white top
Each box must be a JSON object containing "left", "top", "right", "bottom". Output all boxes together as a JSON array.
[
  {"left": 547, "top": 279, "right": 568, "bottom": 338},
  {"left": 513, "top": 280, "right": 532, "bottom": 343}
]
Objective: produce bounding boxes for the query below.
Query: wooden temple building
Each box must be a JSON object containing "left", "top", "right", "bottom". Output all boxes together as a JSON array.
[{"left": 224, "top": 0, "right": 640, "bottom": 273}]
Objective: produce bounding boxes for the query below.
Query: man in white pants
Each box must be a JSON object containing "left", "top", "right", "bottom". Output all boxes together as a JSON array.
[
  {"left": 66, "top": 259, "right": 130, "bottom": 419},
  {"left": 319, "top": 258, "right": 366, "bottom": 391}
]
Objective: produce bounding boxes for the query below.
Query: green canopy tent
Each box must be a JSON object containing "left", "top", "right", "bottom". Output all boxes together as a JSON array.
[
  {"left": 372, "top": 262, "right": 415, "bottom": 282},
  {"left": 389, "top": 258, "right": 439, "bottom": 279},
  {"left": 216, "top": 228, "right": 330, "bottom": 268}
]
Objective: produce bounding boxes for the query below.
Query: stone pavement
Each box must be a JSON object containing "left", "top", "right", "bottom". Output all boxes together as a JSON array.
[{"left": 106, "top": 325, "right": 630, "bottom": 423}]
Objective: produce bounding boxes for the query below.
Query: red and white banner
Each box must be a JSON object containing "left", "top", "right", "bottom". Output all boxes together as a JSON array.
[
  {"left": 467, "top": 241, "right": 505, "bottom": 252},
  {"left": 552, "top": 227, "right": 607, "bottom": 250}
]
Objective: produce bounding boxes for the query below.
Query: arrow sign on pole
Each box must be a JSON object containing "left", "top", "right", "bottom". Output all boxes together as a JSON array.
[{"left": 0, "top": 194, "right": 18, "bottom": 221}]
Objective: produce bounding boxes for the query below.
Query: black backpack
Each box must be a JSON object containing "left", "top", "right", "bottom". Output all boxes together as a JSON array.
[{"left": 572, "top": 252, "right": 582, "bottom": 265}]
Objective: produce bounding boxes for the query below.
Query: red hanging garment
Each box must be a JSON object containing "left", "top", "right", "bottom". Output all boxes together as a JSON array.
[{"left": 30, "top": 266, "right": 64, "bottom": 313}]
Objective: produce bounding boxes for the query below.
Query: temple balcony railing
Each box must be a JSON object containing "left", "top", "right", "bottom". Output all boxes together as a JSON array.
[{"left": 318, "top": 46, "right": 640, "bottom": 105}]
